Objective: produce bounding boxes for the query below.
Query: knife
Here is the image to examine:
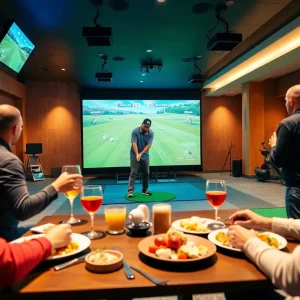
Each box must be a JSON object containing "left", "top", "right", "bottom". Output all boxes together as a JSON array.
[
  {"left": 122, "top": 259, "right": 135, "bottom": 279},
  {"left": 54, "top": 254, "right": 86, "bottom": 271}
]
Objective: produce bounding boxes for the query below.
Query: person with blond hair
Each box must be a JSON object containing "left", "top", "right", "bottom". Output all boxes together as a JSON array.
[{"left": 269, "top": 85, "right": 300, "bottom": 218}]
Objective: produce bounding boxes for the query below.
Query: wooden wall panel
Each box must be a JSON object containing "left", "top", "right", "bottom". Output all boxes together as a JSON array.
[
  {"left": 0, "top": 68, "right": 26, "bottom": 161},
  {"left": 26, "top": 81, "right": 81, "bottom": 175},
  {"left": 248, "top": 82, "right": 265, "bottom": 175},
  {"left": 264, "top": 80, "right": 287, "bottom": 143},
  {"left": 275, "top": 70, "right": 300, "bottom": 97},
  {"left": 202, "top": 93, "right": 242, "bottom": 171}
]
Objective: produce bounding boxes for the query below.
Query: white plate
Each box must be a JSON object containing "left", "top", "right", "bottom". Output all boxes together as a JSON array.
[
  {"left": 30, "top": 223, "right": 56, "bottom": 234},
  {"left": 11, "top": 233, "right": 91, "bottom": 260},
  {"left": 172, "top": 218, "right": 225, "bottom": 235},
  {"left": 208, "top": 228, "right": 288, "bottom": 252}
]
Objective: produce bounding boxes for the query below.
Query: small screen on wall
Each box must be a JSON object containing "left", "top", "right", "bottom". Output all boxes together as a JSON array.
[
  {"left": 0, "top": 22, "right": 35, "bottom": 73},
  {"left": 82, "top": 100, "right": 201, "bottom": 168}
]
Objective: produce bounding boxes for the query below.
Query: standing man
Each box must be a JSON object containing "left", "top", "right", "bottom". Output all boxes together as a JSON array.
[
  {"left": 127, "top": 119, "right": 154, "bottom": 198},
  {"left": 269, "top": 85, "right": 300, "bottom": 219},
  {"left": 0, "top": 104, "right": 83, "bottom": 241}
]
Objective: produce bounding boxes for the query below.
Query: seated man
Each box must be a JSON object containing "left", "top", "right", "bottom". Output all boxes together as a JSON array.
[{"left": 0, "top": 104, "right": 82, "bottom": 241}]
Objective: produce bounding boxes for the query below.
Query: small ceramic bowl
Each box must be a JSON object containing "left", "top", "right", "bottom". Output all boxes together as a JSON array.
[
  {"left": 125, "top": 221, "right": 153, "bottom": 236},
  {"left": 85, "top": 250, "right": 123, "bottom": 273}
]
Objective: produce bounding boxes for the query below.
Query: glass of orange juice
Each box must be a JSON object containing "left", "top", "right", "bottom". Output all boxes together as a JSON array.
[{"left": 104, "top": 204, "right": 126, "bottom": 235}]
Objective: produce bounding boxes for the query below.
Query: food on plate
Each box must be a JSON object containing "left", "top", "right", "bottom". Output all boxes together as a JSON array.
[
  {"left": 148, "top": 231, "right": 208, "bottom": 260},
  {"left": 179, "top": 216, "right": 209, "bottom": 233},
  {"left": 167, "top": 229, "right": 188, "bottom": 245},
  {"left": 256, "top": 232, "right": 279, "bottom": 248},
  {"left": 88, "top": 251, "right": 119, "bottom": 264},
  {"left": 215, "top": 231, "right": 280, "bottom": 248},
  {"left": 52, "top": 241, "right": 79, "bottom": 256},
  {"left": 154, "top": 236, "right": 167, "bottom": 247},
  {"left": 215, "top": 232, "right": 229, "bottom": 246}
]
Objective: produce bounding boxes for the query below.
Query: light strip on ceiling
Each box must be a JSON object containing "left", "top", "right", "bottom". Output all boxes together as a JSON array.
[{"left": 204, "top": 26, "right": 300, "bottom": 92}]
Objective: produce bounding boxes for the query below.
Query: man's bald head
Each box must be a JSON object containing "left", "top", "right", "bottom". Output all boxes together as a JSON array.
[
  {"left": 286, "top": 85, "right": 300, "bottom": 99},
  {"left": 0, "top": 105, "right": 21, "bottom": 134},
  {"left": 285, "top": 85, "right": 300, "bottom": 115}
]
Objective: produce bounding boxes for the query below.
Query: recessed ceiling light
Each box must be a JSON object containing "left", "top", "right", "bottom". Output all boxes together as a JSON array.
[
  {"left": 61, "top": 68, "right": 66, "bottom": 71},
  {"left": 157, "top": 0, "right": 166, "bottom": 2},
  {"left": 140, "top": 80, "right": 144, "bottom": 83},
  {"left": 226, "top": 1, "right": 235, "bottom": 6},
  {"left": 196, "top": 55, "right": 202, "bottom": 58},
  {"left": 146, "top": 49, "right": 152, "bottom": 53},
  {"left": 142, "top": 73, "right": 146, "bottom": 76}
]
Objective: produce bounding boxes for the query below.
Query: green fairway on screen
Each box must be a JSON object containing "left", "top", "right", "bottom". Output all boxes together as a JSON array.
[{"left": 82, "top": 100, "right": 201, "bottom": 168}]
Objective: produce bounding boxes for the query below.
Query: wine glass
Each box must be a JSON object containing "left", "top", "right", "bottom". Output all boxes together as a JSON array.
[
  {"left": 61, "top": 165, "right": 82, "bottom": 224},
  {"left": 81, "top": 185, "right": 104, "bottom": 239},
  {"left": 206, "top": 179, "right": 227, "bottom": 221}
]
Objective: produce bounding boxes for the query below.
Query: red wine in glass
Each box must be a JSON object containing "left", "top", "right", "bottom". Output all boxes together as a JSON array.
[{"left": 206, "top": 180, "right": 227, "bottom": 221}]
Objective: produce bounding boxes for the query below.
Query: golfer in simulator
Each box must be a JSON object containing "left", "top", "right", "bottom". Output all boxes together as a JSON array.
[{"left": 127, "top": 118, "right": 154, "bottom": 198}]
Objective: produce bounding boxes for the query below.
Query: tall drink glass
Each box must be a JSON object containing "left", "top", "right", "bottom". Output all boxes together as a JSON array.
[
  {"left": 104, "top": 205, "right": 126, "bottom": 235},
  {"left": 152, "top": 203, "right": 171, "bottom": 234},
  {"left": 61, "top": 165, "right": 81, "bottom": 224}
]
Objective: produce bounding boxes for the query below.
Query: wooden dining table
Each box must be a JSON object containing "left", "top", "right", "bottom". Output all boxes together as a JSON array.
[{"left": 2, "top": 209, "right": 298, "bottom": 300}]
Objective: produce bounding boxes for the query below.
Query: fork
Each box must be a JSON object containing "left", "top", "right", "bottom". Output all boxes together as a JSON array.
[
  {"left": 129, "top": 265, "right": 168, "bottom": 286},
  {"left": 113, "top": 246, "right": 135, "bottom": 279}
]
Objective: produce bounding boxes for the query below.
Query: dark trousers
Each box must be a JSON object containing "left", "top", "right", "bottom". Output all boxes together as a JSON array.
[
  {"left": 128, "top": 157, "right": 149, "bottom": 193},
  {"left": 225, "top": 290, "right": 285, "bottom": 300},
  {"left": 286, "top": 186, "right": 300, "bottom": 219}
]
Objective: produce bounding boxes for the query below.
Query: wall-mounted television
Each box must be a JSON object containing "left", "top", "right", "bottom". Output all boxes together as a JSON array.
[
  {"left": 82, "top": 100, "right": 201, "bottom": 172},
  {"left": 0, "top": 20, "right": 35, "bottom": 73}
]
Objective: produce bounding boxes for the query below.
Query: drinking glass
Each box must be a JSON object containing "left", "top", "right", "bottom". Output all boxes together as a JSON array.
[
  {"left": 104, "top": 205, "right": 126, "bottom": 235},
  {"left": 61, "top": 165, "right": 81, "bottom": 224},
  {"left": 206, "top": 180, "right": 227, "bottom": 221},
  {"left": 152, "top": 203, "right": 171, "bottom": 234},
  {"left": 81, "top": 185, "right": 104, "bottom": 239}
]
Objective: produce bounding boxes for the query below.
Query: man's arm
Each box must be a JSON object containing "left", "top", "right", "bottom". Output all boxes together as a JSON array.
[
  {"left": 0, "top": 158, "right": 58, "bottom": 221},
  {"left": 139, "top": 131, "right": 154, "bottom": 155},
  {"left": 270, "top": 123, "right": 291, "bottom": 168}
]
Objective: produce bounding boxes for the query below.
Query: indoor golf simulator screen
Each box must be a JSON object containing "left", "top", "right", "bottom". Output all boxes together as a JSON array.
[{"left": 82, "top": 100, "right": 201, "bottom": 168}]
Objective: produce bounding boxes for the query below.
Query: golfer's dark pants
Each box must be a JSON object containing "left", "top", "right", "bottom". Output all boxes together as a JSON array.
[
  {"left": 128, "top": 157, "right": 149, "bottom": 193},
  {"left": 286, "top": 186, "right": 300, "bottom": 219}
]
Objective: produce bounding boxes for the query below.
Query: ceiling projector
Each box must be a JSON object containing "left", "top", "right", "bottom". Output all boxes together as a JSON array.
[
  {"left": 188, "top": 74, "right": 207, "bottom": 84},
  {"left": 207, "top": 32, "right": 242, "bottom": 51},
  {"left": 95, "top": 72, "right": 112, "bottom": 82},
  {"left": 82, "top": 26, "right": 112, "bottom": 46}
]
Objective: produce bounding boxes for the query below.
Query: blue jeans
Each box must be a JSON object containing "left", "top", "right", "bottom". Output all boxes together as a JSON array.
[
  {"left": 128, "top": 157, "right": 149, "bottom": 193},
  {"left": 285, "top": 186, "right": 300, "bottom": 219}
]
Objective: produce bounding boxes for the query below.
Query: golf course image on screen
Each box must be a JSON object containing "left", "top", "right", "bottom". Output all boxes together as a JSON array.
[
  {"left": 82, "top": 100, "right": 201, "bottom": 168},
  {"left": 0, "top": 22, "right": 35, "bottom": 73}
]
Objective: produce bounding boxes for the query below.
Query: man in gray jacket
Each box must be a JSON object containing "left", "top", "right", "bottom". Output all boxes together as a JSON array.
[{"left": 0, "top": 104, "right": 82, "bottom": 241}]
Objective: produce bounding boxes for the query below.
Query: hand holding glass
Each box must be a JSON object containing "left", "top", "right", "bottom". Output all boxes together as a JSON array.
[
  {"left": 81, "top": 185, "right": 104, "bottom": 239},
  {"left": 61, "top": 165, "right": 81, "bottom": 224},
  {"left": 206, "top": 180, "right": 227, "bottom": 221}
]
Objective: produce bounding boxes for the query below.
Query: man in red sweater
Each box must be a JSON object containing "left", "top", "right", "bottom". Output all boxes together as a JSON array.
[{"left": 0, "top": 224, "right": 72, "bottom": 288}]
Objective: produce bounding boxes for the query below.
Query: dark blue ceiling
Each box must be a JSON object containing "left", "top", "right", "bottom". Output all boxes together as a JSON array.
[{"left": 0, "top": 0, "right": 291, "bottom": 89}]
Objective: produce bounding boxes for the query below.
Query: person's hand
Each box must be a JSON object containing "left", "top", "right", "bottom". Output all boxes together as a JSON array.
[
  {"left": 45, "top": 224, "right": 72, "bottom": 251},
  {"left": 229, "top": 209, "right": 272, "bottom": 230},
  {"left": 51, "top": 172, "right": 83, "bottom": 193},
  {"left": 227, "top": 225, "right": 257, "bottom": 250},
  {"left": 136, "top": 153, "right": 141, "bottom": 161},
  {"left": 269, "top": 131, "right": 277, "bottom": 147}
]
